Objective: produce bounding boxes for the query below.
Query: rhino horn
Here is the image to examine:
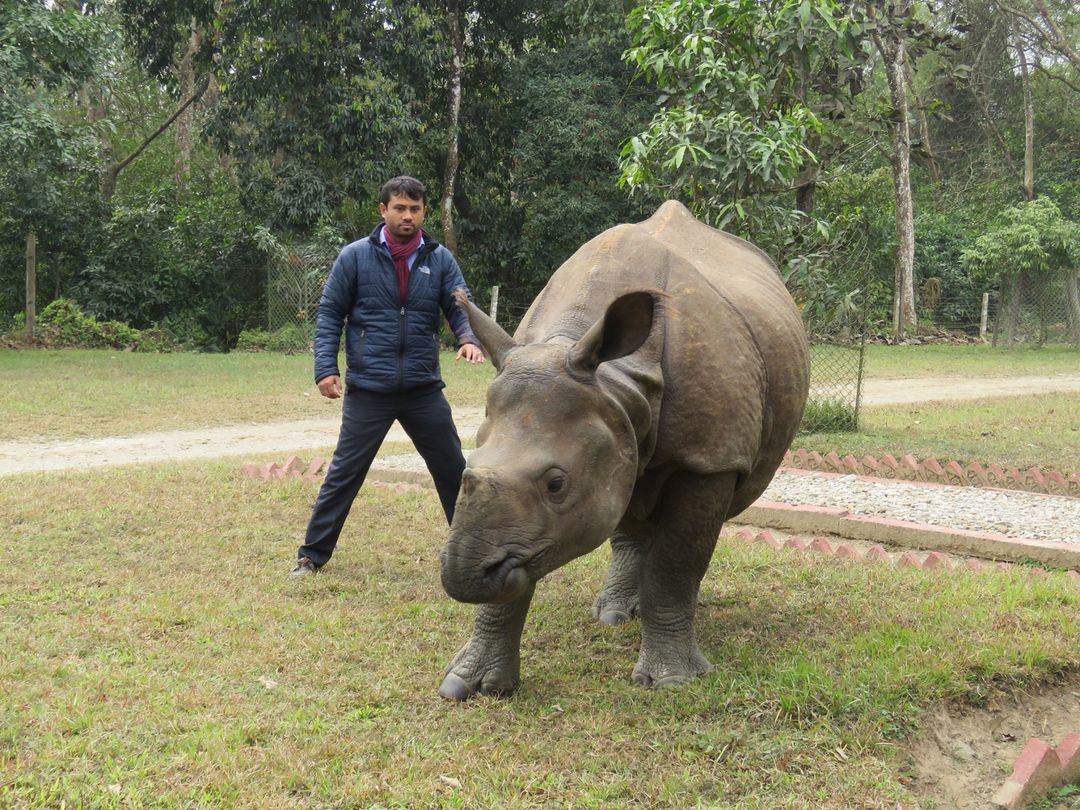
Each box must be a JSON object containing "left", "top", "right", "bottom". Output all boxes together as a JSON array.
[
  {"left": 567, "top": 290, "right": 661, "bottom": 380},
  {"left": 453, "top": 288, "right": 517, "bottom": 371}
]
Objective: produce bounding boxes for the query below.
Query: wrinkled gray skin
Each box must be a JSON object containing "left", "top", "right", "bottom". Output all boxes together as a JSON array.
[{"left": 438, "top": 201, "right": 810, "bottom": 701}]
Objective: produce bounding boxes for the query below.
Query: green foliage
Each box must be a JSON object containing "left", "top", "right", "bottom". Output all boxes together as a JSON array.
[
  {"left": 620, "top": 0, "right": 863, "bottom": 231},
  {"left": 38, "top": 298, "right": 139, "bottom": 349},
  {"left": 71, "top": 170, "right": 267, "bottom": 351},
  {"left": 456, "top": 28, "right": 656, "bottom": 297},
  {"left": 961, "top": 197, "right": 1080, "bottom": 285},
  {"left": 202, "top": 1, "right": 436, "bottom": 231},
  {"left": 799, "top": 398, "right": 859, "bottom": 433},
  {"left": 235, "top": 325, "right": 312, "bottom": 354},
  {"left": 0, "top": 2, "right": 106, "bottom": 219}
]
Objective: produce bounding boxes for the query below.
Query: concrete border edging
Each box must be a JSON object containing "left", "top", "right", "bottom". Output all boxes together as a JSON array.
[{"left": 734, "top": 501, "right": 1080, "bottom": 570}]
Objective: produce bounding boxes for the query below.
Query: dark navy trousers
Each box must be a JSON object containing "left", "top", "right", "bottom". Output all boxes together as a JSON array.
[{"left": 297, "top": 384, "right": 465, "bottom": 566}]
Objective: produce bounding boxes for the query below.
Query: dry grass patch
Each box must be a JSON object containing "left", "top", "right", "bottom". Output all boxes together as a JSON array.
[{"left": 1, "top": 462, "right": 1078, "bottom": 808}]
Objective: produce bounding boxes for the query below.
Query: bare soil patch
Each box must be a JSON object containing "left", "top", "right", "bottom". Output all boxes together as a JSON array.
[{"left": 904, "top": 673, "right": 1080, "bottom": 808}]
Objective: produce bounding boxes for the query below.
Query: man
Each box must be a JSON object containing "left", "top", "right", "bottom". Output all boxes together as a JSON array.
[{"left": 292, "top": 175, "right": 485, "bottom": 576}]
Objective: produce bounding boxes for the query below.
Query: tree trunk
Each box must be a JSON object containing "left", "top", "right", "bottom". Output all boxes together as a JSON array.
[
  {"left": 1016, "top": 42, "right": 1035, "bottom": 201},
  {"left": 1065, "top": 273, "right": 1080, "bottom": 350},
  {"left": 904, "top": 60, "right": 940, "bottom": 184},
  {"left": 439, "top": 0, "right": 465, "bottom": 256},
  {"left": 25, "top": 232, "right": 37, "bottom": 339},
  {"left": 873, "top": 4, "right": 917, "bottom": 339},
  {"left": 175, "top": 19, "right": 201, "bottom": 182}
]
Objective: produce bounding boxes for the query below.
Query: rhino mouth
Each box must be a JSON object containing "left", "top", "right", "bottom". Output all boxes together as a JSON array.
[
  {"left": 441, "top": 543, "right": 547, "bottom": 605},
  {"left": 482, "top": 555, "right": 532, "bottom": 604}
]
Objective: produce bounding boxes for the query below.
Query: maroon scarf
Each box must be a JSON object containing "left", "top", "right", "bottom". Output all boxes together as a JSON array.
[{"left": 385, "top": 225, "right": 423, "bottom": 304}]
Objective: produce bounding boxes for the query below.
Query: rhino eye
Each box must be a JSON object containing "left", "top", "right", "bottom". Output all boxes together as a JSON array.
[{"left": 541, "top": 468, "right": 569, "bottom": 503}]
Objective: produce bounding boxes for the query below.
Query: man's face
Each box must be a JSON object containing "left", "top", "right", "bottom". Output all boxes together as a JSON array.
[{"left": 380, "top": 193, "right": 426, "bottom": 242}]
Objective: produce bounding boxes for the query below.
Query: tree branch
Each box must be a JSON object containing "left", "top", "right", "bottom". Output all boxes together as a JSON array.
[
  {"left": 1034, "top": 62, "right": 1080, "bottom": 93},
  {"left": 101, "top": 75, "right": 210, "bottom": 198}
]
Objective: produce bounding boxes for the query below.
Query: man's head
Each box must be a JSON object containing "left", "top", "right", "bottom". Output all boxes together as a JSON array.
[{"left": 379, "top": 176, "right": 427, "bottom": 243}]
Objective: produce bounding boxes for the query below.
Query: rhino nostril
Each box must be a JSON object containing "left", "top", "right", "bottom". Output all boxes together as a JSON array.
[{"left": 483, "top": 554, "right": 516, "bottom": 584}]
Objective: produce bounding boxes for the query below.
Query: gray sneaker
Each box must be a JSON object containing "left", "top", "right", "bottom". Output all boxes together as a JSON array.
[{"left": 290, "top": 557, "right": 321, "bottom": 577}]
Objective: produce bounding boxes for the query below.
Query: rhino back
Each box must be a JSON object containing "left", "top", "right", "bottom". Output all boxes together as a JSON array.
[{"left": 515, "top": 201, "right": 809, "bottom": 514}]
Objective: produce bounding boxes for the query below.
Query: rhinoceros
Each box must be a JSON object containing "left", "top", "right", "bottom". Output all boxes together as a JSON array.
[{"left": 438, "top": 200, "right": 809, "bottom": 700}]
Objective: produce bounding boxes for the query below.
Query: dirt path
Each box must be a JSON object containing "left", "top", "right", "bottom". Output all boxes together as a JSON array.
[
  {"left": 857, "top": 372, "right": 1080, "bottom": 406},
  {"left": 2, "top": 374, "right": 1079, "bottom": 476}
]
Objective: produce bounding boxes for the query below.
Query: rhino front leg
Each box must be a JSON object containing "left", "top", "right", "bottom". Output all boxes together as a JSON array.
[
  {"left": 632, "top": 472, "right": 735, "bottom": 688},
  {"left": 591, "top": 525, "right": 647, "bottom": 626},
  {"left": 439, "top": 585, "right": 535, "bottom": 701}
]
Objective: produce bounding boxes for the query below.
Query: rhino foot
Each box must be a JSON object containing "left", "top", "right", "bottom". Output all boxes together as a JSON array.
[
  {"left": 591, "top": 592, "right": 639, "bottom": 626},
  {"left": 438, "top": 641, "right": 521, "bottom": 702},
  {"left": 438, "top": 671, "right": 516, "bottom": 701},
  {"left": 631, "top": 649, "right": 713, "bottom": 689}
]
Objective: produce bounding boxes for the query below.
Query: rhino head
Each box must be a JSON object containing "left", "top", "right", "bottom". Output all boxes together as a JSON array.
[{"left": 440, "top": 290, "right": 658, "bottom": 605}]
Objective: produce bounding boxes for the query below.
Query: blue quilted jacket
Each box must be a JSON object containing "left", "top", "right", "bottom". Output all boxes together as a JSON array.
[{"left": 313, "top": 225, "right": 479, "bottom": 393}]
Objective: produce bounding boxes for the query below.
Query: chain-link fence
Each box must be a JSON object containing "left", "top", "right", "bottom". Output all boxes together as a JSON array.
[
  {"left": 258, "top": 227, "right": 341, "bottom": 337},
  {"left": 916, "top": 273, "right": 1080, "bottom": 348}
]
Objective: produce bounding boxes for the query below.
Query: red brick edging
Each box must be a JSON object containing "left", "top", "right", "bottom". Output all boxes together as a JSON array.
[
  {"left": 991, "top": 733, "right": 1080, "bottom": 809},
  {"left": 727, "top": 527, "right": 1080, "bottom": 584},
  {"left": 785, "top": 449, "right": 1080, "bottom": 497}
]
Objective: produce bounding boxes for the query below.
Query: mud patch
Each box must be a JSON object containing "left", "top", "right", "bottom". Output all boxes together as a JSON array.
[{"left": 904, "top": 673, "right": 1080, "bottom": 808}]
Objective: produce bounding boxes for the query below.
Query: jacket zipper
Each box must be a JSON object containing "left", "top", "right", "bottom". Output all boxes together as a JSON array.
[{"left": 397, "top": 305, "right": 406, "bottom": 393}]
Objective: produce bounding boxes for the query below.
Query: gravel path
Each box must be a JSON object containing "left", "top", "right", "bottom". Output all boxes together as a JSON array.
[{"left": 760, "top": 471, "right": 1080, "bottom": 544}]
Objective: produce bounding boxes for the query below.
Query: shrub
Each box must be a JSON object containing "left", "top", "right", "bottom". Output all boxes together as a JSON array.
[
  {"left": 133, "top": 328, "right": 176, "bottom": 353},
  {"left": 235, "top": 329, "right": 270, "bottom": 351},
  {"left": 38, "top": 298, "right": 139, "bottom": 349},
  {"left": 799, "top": 399, "right": 859, "bottom": 433},
  {"left": 235, "top": 325, "right": 311, "bottom": 353},
  {"left": 265, "top": 324, "right": 312, "bottom": 353}
]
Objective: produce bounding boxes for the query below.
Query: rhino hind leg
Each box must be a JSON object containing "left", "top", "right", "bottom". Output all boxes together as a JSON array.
[
  {"left": 631, "top": 471, "right": 736, "bottom": 688},
  {"left": 438, "top": 586, "right": 535, "bottom": 701},
  {"left": 591, "top": 526, "right": 646, "bottom": 626}
]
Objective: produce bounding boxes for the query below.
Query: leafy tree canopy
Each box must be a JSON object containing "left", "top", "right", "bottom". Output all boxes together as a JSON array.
[
  {"left": 961, "top": 196, "right": 1080, "bottom": 283},
  {"left": 619, "top": 0, "right": 864, "bottom": 233}
]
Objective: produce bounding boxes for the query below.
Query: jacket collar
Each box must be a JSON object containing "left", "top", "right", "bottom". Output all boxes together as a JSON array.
[{"left": 369, "top": 224, "right": 440, "bottom": 256}]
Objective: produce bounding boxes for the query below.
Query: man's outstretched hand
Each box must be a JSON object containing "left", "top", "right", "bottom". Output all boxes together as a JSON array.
[
  {"left": 317, "top": 374, "right": 343, "bottom": 399},
  {"left": 456, "top": 343, "right": 485, "bottom": 364}
]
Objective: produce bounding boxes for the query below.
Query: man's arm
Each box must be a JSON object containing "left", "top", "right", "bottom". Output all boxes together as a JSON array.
[
  {"left": 439, "top": 253, "right": 484, "bottom": 363},
  {"left": 313, "top": 250, "right": 354, "bottom": 397}
]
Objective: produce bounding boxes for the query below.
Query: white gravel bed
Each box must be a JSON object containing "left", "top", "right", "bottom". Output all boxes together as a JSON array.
[
  {"left": 762, "top": 471, "right": 1080, "bottom": 545},
  {"left": 373, "top": 453, "right": 1080, "bottom": 545}
]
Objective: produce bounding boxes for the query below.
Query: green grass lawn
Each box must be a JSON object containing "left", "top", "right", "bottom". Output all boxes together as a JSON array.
[
  {"left": 860, "top": 343, "right": 1080, "bottom": 379},
  {"left": 0, "top": 348, "right": 496, "bottom": 441},
  {"left": 1, "top": 461, "right": 1077, "bottom": 808}
]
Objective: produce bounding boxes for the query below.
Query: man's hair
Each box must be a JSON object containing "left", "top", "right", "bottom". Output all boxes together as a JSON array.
[{"left": 380, "top": 176, "right": 427, "bottom": 205}]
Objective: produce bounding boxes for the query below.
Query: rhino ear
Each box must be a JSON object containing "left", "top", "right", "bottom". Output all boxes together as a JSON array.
[
  {"left": 453, "top": 288, "right": 517, "bottom": 371},
  {"left": 567, "top": 291, "right": 658, "bottom": 379}
]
